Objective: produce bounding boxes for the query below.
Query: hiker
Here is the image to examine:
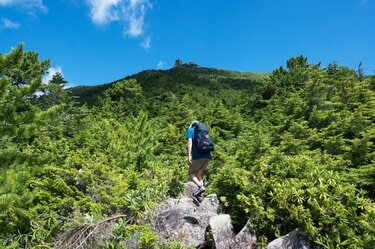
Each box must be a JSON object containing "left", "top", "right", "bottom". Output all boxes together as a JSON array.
[{"left": 185, "top": 120, "right": 213, "bottom": 201}]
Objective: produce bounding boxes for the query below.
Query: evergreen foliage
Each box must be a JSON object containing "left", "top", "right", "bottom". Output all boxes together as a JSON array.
[{"left": 1, "top": 45, "right": 374, "bottom": 248}]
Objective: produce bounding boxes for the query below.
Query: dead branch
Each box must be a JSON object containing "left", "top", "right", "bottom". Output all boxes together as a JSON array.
[{"left": 54, "top": 214, "right": 127, "bottom": 249}]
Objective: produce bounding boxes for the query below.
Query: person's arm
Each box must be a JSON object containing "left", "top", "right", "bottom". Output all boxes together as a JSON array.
[{"left": 187, "top": 138, "right": 193, "bottom": 165}]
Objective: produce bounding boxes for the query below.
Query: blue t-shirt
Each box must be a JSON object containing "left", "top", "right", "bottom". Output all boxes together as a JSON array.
[{"left": 185, "top": 127, "right": 211, "bottom": 160}]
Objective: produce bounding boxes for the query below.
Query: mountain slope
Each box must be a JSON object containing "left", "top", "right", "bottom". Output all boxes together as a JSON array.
[{"left": 69, "top": 63, "right": 270, "bottom": 105}]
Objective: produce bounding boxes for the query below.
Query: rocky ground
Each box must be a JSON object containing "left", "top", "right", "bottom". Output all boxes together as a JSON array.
[{"left": 151, "top": 182, "right": 316, "bottom": 249}]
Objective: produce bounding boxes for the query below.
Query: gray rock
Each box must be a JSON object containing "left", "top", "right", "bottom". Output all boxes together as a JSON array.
[
  {"left": 209, "top": 214, "right": 234, "bottom": 249},
  {"left": 152, "top": 182, "right": 222, "bottom": 247},
  {"left": 230, "top": 220, "right": 257, "bottom": 249},
  {"left": 152, "top": 181, "right": 257, "bottom": 248},
  {"left": 267, "top": 228, "right": 316, "bottom": 249}
]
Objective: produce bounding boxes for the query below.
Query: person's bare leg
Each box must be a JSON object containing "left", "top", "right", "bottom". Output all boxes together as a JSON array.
[
  {"left": 189, "top": 172, "right": 201, "bottom": 187},
  {"left": 197, "top": 169, "right": 205, "bottom": 186}
]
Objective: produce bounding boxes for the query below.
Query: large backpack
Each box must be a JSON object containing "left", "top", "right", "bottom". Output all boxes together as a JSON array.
[{"left": 193, "top": 123, "right": 214, "bottom": 153}]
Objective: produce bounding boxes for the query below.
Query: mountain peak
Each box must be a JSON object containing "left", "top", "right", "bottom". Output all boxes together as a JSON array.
[{"left": 174, "top": 58, "right": 200, "bottom": 68}]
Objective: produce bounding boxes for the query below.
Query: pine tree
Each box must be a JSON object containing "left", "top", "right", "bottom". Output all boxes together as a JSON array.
[{"left": 0, "top": 44, "right": 65, "bottom": 245}]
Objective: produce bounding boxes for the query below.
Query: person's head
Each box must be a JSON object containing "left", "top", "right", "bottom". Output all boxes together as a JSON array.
[{"left": 189, "top": 120, "right": 199, "bottom": 128}]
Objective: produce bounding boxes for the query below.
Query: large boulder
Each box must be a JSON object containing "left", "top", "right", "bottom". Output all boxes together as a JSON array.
[
  {"left": 230, "top": 220, "right": 257, "bottom": 249},
  {"left": 152, "top": 182, "right": 257, "bottom": 248},
  {"left": 152, "top": 182, "right": 221, "bottom": 247},
  {"left": 267, "top": 228, "right": 316, "bottom": 249},
  {"left": 207, "top": 215, "right": 257, "bottom": 249},
  {"left": 209, "top": 214, "right": 234, "bottom": 249}
]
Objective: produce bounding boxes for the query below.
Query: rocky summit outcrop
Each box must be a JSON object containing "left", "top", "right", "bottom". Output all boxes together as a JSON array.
[
  {"left": 151, "top": 182, "right": 317, "bottom": 249},
  {"left": 151, "top": 182, "right": 256, "bottom": 248}
]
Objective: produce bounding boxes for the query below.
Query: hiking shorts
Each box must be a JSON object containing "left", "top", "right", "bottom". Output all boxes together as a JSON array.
[{"left": 189, "top": 158, "right": 209, "bottom": 174}]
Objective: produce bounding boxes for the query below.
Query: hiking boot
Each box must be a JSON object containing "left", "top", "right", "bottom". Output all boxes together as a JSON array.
[
  {"left": 192, "top": 194, "right": 201, "bottom": 206},
  {"left": 194, "top": 186, "right": 205, "bottom": 197},
  {"left": 193, "top": 192, "right": 204, "bottom": 203}
]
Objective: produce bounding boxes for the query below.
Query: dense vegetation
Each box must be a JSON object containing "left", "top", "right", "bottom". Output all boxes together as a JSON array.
[{"left": 1, "top": 44, "right": 374, "bottom": 248}]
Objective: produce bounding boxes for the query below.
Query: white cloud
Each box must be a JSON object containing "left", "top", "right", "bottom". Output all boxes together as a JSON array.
[
  {"left": 157, "top": 61, "right": 165, "bottom": 69},
  {"left": 0, "top": 0, "right": 48, "bottom": 13},
  {"left": 123, "top": 0, "right": 151, "bottom": 38},
  {"left": 141, "top": 35, "right": 150, "bottom": 50},
  {"left": 86, "top": 0, "right": 120, "bottom": 25},
  {"left": 126, "top": 12, "right": 144, "bottom": 37},
  {"left": 43, "top": 66, "right": 63, "bottom": 84},
  {"left": 1, "top": 18, "right": 20, "bottom": 29},
  {"left": 86, "top": 0, "right": 152, "bottom": 49}
]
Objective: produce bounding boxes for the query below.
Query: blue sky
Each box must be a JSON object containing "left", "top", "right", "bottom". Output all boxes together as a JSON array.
[{"left": 1, "top": 0, "right": 374, "bottom": 86}]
